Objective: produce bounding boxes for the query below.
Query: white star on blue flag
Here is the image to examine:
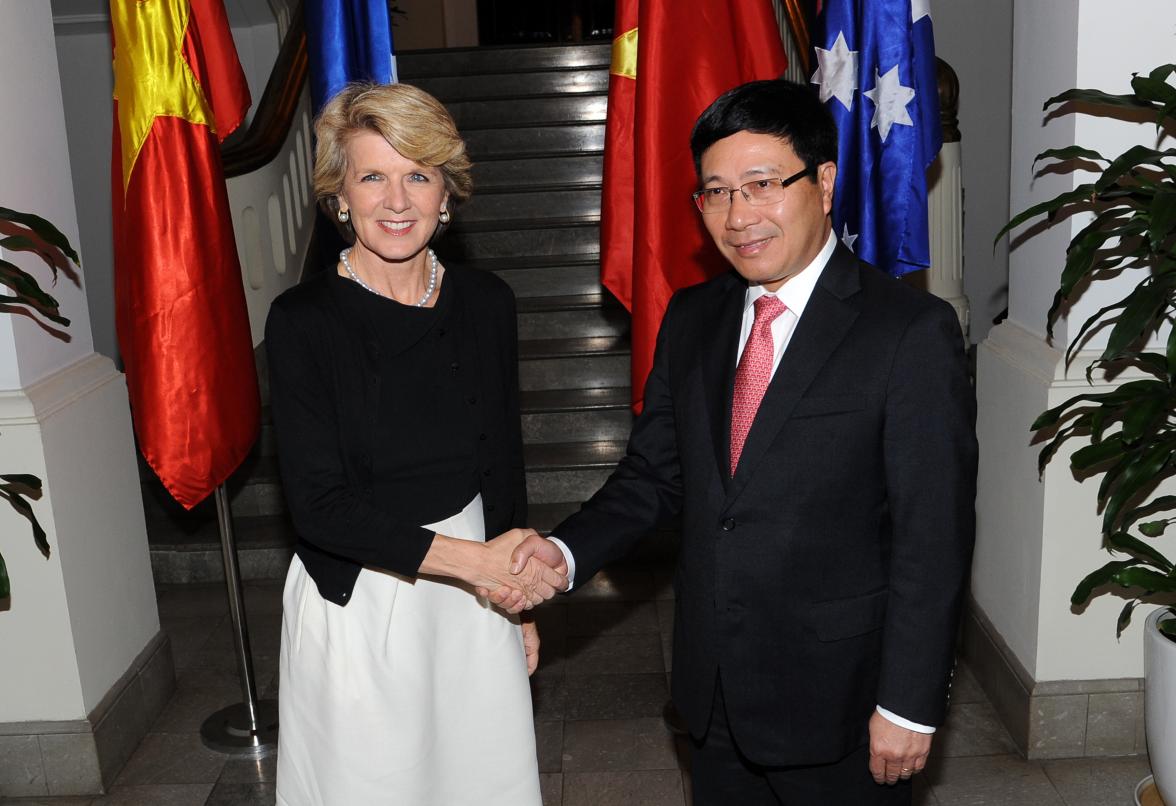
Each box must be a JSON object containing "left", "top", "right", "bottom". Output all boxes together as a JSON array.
[{"left": 812, "top": 0, "right": 942, "bottom": 277}]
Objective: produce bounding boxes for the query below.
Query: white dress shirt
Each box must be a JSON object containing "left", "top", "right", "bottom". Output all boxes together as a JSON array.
[{"left": 548, "top": 229, "right": 933, "bottom": 734}]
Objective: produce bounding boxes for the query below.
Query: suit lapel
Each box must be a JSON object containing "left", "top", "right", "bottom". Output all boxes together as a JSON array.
[
  {"left": 698, "top": 273, "right": 746, "bottom": 491},
  {"left": 724, "top": 244, "right": 863, "bottom": 505}
]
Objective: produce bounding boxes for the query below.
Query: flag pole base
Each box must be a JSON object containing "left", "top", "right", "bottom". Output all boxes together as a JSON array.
[{"left": 200, "top": 699, "right": 279, "bottom": 756}]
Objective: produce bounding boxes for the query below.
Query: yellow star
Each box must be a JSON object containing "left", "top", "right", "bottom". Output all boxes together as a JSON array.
[
  {"left": 111, "top": 0, "right": 216, "bottom": 191},
  {"left": 612, "top": 26, "right": 638, "bottom": 80}
]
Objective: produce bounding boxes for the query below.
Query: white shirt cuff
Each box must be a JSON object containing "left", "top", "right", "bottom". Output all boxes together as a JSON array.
[
  {"left": 546, "top": 535, "right": 576, "bottom": 592},
  {"left": 876, "top": 706, "right": 936, "bottom": 734}
]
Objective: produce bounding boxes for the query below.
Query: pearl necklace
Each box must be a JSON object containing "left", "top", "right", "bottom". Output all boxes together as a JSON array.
[{"left": 339, "top": 248, "right": 438, "bottom": 307}]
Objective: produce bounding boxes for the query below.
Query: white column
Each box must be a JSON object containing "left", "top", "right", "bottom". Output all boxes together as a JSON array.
[{"left": 0, "top": 0, "right": 157, "bottom": 731}]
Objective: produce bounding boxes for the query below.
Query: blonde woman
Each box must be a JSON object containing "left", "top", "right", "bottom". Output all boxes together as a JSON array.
[{"left": 266, "top": 82, "right": 563, "bottom": 805}]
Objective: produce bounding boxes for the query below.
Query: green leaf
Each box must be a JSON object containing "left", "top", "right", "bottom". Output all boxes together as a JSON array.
[
  {"left": 0, "top": 235, "right": 56, "bottom": 273},
  {"left": 0, "top": 474, "right": 42, "bottom": 487},
  {"left": 0, "top": 206, "right": 80, "bottom": 266},
  {"left": 1114, "top": 566, "right": 1176, "bottom": 592},
  {"left": 0, "top": 487, "right": 49, "bottom": 557},
  {"left": 996, "top": 185, "right": 1096, "bottom": 245},
  {"left": 0, "top": 259, "right": 68, "bottom": 325},
  {"left": 1160, "top": 616, "right": 1176, "bottom": 640},
  {"left": 1151, "top": 190, "right": 1176, "bottom": 252},
  {"left": 1103, "top": 439, "right": 1173, "bottom": 532},
  {"left": 1123, "top": 495, "right": 1176, "bottom": 529},
  {"left": 1131, "top": 73, "right": 1176, "bottom": 107},
  {"left": 1094, "top": 147, "right": 1176, "bottom": 195},
  {"left": 1045, "top": 87, "right": 1157, "bottom": 111},
  {"left": 1116, "top": 391, "right": 1165, "bottom": 445},
  {"left": 1117, "top": 599, "right": 1140, "bottom": 637},
  {"left": 1072, "top": 436, "right": 1129, "bottom": 471},
  {"left": 0, "top": 550, "right": 8, "bottom": 599},
  {"left": 1034, "top": 145, "right": 1108, "bottom": 166},
  {"left": 1073, "top": 559, "right": 1142, "bottom": 604},
  {"left": 1106, "top": 530, "right": 1175, "bottom": 571},
  {"left": 1140, "top": 520, "right": 1170, "bottom": 537}
]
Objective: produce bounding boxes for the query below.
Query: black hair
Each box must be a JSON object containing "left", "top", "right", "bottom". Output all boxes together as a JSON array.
[{"left": 689, "top": 79, "right": 837, "bottom": 177}]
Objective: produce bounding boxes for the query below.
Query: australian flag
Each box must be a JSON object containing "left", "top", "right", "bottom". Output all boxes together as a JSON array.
[
  {"left": 812, "top": 0, "right": 942, "bottom": 277},
  {"left": 306, "top": 0, "right": 398, "bottom": 113}
]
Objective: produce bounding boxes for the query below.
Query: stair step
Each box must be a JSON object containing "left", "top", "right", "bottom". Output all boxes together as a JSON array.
[
  {"left": 148, "top": 514, "right": 296, "bottom": 584},
  {"left": 520, "top": 386, "right": 631, "bottom": 412},
  {"left": 524, "top": 439, "right": 625, "bottom": 503},
  {"left": 398, "top": 43, "right": 611, "bottom": 77},
  {"left": 518, "top": 335, "right": 630, "bottom": 392},
  {"left": 446, "top": 93, "right": 608, "bottom": 129},
  {"left": 460, "top": 186, "right": 601, "bottom": 224},
  {"left": 521, "top": 386, "right": 634, "bottom": 443},
  {"left": 457, "top": 254, "right": 602, "bottom": 298},
  {"left": 410, "top": 69, "right": 609, "bottom": 101},
  {"left": 472, "top": 153, "right": 603, "bottom": 191},
  {"left": 438, "top": 217, "right": 599, "bottom": 261},
  {"left": 463, "top": 123, "right": 605, "bottom": 159},
  {"left": 518, "top": 296, "right": 627, "bottom": 340}
]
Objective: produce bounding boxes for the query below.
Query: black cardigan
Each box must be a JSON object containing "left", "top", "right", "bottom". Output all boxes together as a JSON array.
[{"left": 264, "top": 265, "right": 528, "bottom": 605}]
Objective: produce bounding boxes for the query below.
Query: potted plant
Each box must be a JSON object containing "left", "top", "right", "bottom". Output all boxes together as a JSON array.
[
  {"left": 998, "top": 63, "right": 1176, "bottom": 803},
  {"left": 0, "top": 205, "right": 80, "bottom": 599}
]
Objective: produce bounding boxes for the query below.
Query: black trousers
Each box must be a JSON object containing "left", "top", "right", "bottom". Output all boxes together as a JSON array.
[{"left": 689, "top": 678, "right": 913, "bottom": 806}]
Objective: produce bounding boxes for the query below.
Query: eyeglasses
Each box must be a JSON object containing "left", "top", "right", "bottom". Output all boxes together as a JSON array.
[{"left": 691, "top": 167, "right": 813, "bottom": 214}]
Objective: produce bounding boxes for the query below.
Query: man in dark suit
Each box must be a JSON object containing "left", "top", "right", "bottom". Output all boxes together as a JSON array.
[{"left": 507, "top": 79, "right": 977, "bottom": 805}]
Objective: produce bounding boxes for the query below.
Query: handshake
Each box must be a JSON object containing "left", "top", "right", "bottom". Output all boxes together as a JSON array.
[{"left": 475, "top": 529, "right": 569, "bottom": 614}]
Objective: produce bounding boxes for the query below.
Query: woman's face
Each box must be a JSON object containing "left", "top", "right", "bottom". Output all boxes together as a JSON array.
[{"left": 337, "top": 130, "right": 449, "bottom": 267}]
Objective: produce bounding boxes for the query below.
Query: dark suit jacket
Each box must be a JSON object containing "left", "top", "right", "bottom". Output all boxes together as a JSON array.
[{"left": 555, "top": 244, "right": 978, "bottom": 766}]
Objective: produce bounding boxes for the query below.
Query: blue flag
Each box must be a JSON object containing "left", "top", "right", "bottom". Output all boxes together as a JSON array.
[
  {"left": 306, "top": 0, "right": 398, "bottom": 113},
  {"left": 812, "top": 0, "right": 941, "bottom": 276}
]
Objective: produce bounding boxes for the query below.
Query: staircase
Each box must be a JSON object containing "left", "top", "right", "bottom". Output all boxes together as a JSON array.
[
  {"left": 405, "top": 43, "right": 634, "bottom": 536},
  {"left": 145, "top": 42, "right": 637, "bottom": 581}
]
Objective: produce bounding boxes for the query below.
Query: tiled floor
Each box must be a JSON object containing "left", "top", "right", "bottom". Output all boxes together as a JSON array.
[{"left": 1, "top": 560, "right": 1156, "bottom": 805}]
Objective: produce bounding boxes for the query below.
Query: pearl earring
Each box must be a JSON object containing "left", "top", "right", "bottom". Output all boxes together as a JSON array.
[
  {"left": 439, "top": 209, "right": 450, "bottom": 224},
  {"left": 338, "top": 209, "right": 350, "bottom": 223}
]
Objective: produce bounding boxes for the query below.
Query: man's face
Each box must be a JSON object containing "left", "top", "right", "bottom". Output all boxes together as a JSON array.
[{"left": 698, "top": 131, "right": 836, "bottom": 291}]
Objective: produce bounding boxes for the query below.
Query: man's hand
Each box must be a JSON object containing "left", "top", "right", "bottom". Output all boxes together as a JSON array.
[
  {"left": 478, "top": 534, "right": 569, "bottom": 612},
  {"left": 868, "top": 711, "right": 932, "bottom": 785},
  {"left": 475, "top": 529, "right": 568, "bottom": 614},
  {"left": 521, "top": 620, "right": 540, "bottom": 676}
]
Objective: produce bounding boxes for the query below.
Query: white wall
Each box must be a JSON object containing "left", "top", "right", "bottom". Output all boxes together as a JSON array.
[
  {"left": 976, "top": 0, "right": 1176, "bottom": 682},
  {"left": 0, "top": 0, "right": 157, "bottom": 720},
  {"left": 0, "top": 0, "right": 93, "bottom": 390},
  {"left": 930, "top": 0, "right": 1014, "bottom": 344}
]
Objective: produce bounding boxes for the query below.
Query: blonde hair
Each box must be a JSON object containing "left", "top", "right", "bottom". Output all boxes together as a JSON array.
[{"left": 313, "top": 82, "right": 473, "bottom": 227}]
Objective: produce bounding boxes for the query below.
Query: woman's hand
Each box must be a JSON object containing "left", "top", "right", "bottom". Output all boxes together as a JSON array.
[{"left": 521, "top": 619, "right": 540, "bottom": 676}]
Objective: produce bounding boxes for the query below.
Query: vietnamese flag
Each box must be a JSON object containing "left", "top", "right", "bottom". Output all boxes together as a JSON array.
[
  {"left": 111, "top": 0, "right": 258, "bottom": 508},
  {"left": 601, "top": 0, "right": 789, "bottom": 409}
]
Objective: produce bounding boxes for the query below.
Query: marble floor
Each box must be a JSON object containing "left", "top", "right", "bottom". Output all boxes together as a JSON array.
[{"left": 1, "top": 560, "right": 1156, "bottom": 805}]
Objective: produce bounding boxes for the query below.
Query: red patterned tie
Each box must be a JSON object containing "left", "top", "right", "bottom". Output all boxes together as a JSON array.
[{"left": 730, "top": 294, "right": 786, "bottom": 476}]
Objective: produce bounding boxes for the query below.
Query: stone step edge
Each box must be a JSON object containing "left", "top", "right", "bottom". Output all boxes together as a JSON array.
[
  {"left": 518, "top": 335, "right": 629, "bottom": 359},
  {"left": 471, "top": 181, "right": 602, "bottom": 196},
  {"left": 516, "top": 293, "right": 608, "bottom": 313},
  {"left": 453, "top": 253, "right": 600, "bottom": 273},
  {"left": 471, "top": 149, "right": 603, "bottom": 164},
  {"left": 447, "top": 214, "right": 599, "bottom": 235},
  {"left": 520, "top": 386, "right": 632, "bottom": 414},
  {"left": 524, "top": 440, "right": 627, "bottom": 471}
]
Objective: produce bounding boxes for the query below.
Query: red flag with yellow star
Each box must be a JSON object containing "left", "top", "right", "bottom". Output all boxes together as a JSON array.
[
  {"left": 111, "top": 0, "right": 257, "bottom": 509},
  {"left": 600, "top": 0, "right": 788, "bottom": 409}
]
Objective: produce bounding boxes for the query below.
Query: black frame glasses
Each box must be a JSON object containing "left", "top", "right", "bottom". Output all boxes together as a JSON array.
[{"left": 691, "top": 167, "right": 813, "bottom": 214}]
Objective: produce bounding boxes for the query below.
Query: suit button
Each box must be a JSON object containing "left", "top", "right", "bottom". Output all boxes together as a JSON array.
[
  {"left": 486, "top": 504, "right": 496, "bottom": 513},
  {"left": 479, "top": 433, "right": 488, "bottom": 441},
  {"left": 468, "top": 396, "right": 477, "bottom": 405},
  {"left": 483, "top": 468, "right": 492, "bottom": 477},
  {"left": 721, "top": 518, "right": 736, "bottom": 531},
  {"left": 451, "top": 361, "right": 460, "bottom": 371}
]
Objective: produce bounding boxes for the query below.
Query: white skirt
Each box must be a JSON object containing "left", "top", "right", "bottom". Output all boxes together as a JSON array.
[{"left": 276, "top": 494, "right": 542, "bottom": 806}]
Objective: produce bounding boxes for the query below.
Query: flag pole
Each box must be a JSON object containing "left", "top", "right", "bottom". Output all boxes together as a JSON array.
[{"left": 199, "top": 483, "right": 279, "bottom": 755}]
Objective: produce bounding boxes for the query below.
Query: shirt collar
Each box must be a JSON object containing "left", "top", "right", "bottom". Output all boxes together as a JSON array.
[{"left": 743, "top": 229, "right": 838, "bottom": 317}]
